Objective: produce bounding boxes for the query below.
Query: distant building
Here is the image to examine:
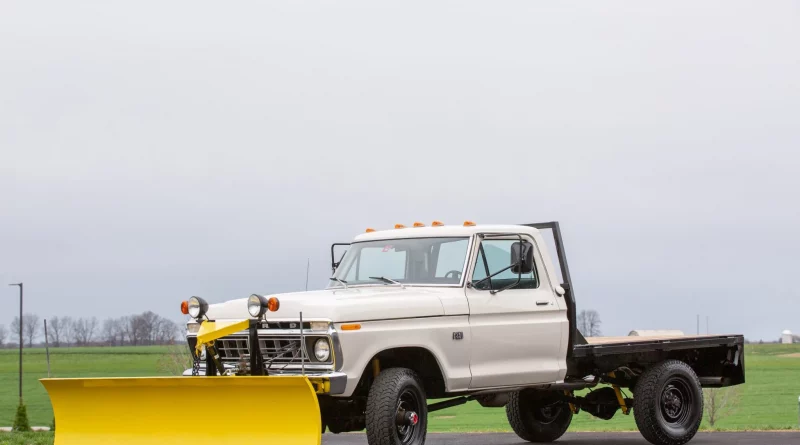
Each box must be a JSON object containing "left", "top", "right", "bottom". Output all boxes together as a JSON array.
[{"left": 781, "top": 330, "right": 793, "bottom": 344}]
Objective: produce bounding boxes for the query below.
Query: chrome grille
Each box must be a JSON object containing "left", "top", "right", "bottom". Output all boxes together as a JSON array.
[{"left": 216, "top": 336, "right": 308, "bottom": 365}]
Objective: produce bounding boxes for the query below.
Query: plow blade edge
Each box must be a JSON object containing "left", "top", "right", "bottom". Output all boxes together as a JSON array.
[{"left": 41, "top": 376, "right": 321, "bottom": 445}]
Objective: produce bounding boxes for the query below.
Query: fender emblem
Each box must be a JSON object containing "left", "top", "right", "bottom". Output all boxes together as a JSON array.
[{"left": 452, "top": 332, "right": 464, "bottom": 340}]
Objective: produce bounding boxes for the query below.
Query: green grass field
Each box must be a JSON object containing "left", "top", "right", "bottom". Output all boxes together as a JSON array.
[{"left": 1, "top": 343, "right": 798, "bottom": 444}]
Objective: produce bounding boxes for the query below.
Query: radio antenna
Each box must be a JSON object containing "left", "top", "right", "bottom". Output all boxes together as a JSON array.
[{"left": 305, "top": 259, "right": 310, "bottom": 291}]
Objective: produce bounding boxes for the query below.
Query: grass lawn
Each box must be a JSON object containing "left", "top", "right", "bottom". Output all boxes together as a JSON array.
[
  {"left": 1, "top": 343, "right": 798, "bottom": 441},
  {"left": 0, "top": 432, "right": 53, "bottom": 445},
  {"left": 0, "top": 345, "right": 182, "bottom": 427}
]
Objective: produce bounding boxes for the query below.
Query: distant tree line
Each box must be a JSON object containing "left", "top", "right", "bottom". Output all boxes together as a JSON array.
[{"left": 0, "top": 311, "right": 181, "bottom": 348}]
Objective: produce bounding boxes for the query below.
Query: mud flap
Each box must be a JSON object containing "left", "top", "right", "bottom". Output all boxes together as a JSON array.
[{"left": 42, "top": 376, "right": 321, "bottom": 445}]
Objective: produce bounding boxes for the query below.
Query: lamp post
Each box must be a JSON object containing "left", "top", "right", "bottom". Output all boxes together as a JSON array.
[{"left": 9, "top": 283, "right": 23, "bottom": 402}]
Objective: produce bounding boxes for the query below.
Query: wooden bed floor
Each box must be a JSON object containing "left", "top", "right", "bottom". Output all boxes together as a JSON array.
[{"left": 585, "top": 335, "right": 719, "bottom": 345}]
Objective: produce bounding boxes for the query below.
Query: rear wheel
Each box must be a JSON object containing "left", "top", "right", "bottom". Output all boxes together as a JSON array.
[
  {"left": 366, "top": 368, "right": 427, "bottom": 445},
  {"left": 506, "top": 390, "right": 572, "bottom": 443},
  {"left": 634, "top": 360, "right": 703, "bottom": 445}
]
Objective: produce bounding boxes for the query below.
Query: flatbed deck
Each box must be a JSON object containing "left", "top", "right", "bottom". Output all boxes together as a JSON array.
[{"left": 576, "top": 334, "right": 743, "bottom": 356}]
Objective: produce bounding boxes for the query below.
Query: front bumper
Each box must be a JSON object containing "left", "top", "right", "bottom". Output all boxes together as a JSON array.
[{"left": 183, "top": 365, "right": 348, "bottom": 395}]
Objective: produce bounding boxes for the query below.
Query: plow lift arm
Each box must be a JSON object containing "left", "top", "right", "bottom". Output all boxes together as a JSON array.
[{"left": 41, "top": 315, "right": 326, "bottom": 445}]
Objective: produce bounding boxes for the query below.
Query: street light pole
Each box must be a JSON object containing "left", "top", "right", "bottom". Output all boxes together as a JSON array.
[{"left": 9, "top": 283, "right": 23, "bottom": 402}]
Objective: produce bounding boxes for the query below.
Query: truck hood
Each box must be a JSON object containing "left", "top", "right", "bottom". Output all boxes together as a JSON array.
[{"left": 204, "top": 286, "right": 448, "bottom": 322}]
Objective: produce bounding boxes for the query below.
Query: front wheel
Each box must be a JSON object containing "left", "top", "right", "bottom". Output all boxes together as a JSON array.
[
  {"left": 506, "top": 390, "right": 572, "bottom": 443},
  {"left": 366, "top": 368, "right": 427, "bottom": 445},
  {"left": 634, "top": 360, "right": 704, "bottom": 445}
]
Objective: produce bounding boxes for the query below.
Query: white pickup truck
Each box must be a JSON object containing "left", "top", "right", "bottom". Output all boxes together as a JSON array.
[{"left": 183, "top": 221, "right": 745, "bottom": 445}]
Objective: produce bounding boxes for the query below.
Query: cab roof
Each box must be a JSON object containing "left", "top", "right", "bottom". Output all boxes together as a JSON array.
[{"left": 352, "top": 224, "right": 541, "bottom": 242}]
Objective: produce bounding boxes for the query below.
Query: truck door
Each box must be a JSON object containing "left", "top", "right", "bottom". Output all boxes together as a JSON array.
[{"left": 465, "top": 234, "right": 566, "bottom": 388}]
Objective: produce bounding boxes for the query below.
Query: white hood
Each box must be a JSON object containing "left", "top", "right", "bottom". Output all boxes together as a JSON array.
[{"left": 204, "top": 286, "right": 450, "bottom": 322}]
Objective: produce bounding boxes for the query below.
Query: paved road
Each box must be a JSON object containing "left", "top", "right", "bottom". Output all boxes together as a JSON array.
[{"left": 323, "top": 432, "right": 800, "bottom": 445}]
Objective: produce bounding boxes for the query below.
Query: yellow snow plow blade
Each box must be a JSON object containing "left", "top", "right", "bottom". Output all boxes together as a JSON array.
[{"left": 42, "top": 376, "right": 321, "bottom": 445}]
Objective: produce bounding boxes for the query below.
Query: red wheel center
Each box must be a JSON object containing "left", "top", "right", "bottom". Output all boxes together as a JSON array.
[{"left": 409, "top": 412, "right": 419, "bottom": 425}]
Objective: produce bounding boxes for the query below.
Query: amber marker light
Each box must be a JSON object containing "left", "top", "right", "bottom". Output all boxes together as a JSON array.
[
  {"left": 341, "top": 324, "right": 361, "bottom": 331},
  {"left": 365, "top": 228, "right": 376, "bottom": 233},
  {"left": 180, "top": 301, "right": 189, "bottom": 315},
  {"left": 267, "top": 297, "right": 280, "bottom": 312},
  {"left": 394, "top": 224, "right": 406, "bottom": 229},
  {"left": 463, "top": 220, "right": 476, "bottom": 226},
  {"left": 432, "top": 221, "right": 444, "bottom": 227},
  {"left": 413, "top": 222, "right": 425, "bottom": 227}
]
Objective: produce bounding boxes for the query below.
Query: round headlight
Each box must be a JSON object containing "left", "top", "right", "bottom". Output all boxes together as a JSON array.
[
  {"left": 314, "top": 338, "right": 331, "bottom": 362},
  {"left": 188, "top": 296, "right": 208, "bottom": 319},
  {"left": 248, "top": 294, "right": 268, "bottom": 318}
]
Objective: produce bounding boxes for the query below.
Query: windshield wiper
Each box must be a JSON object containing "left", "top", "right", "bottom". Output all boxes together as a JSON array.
[
  {"left": 368, "top": 276, "right": 406, "bottom": 289},
  {"left": 329, "top": 277, "right": 348, "bottom": 289}
]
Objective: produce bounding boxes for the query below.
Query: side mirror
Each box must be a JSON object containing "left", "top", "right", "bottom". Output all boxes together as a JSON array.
[
  {"left": 510, "top": 241, "right": 534, "bottom": 274},
  {"left": 330, "top": 243, "right": 350, "bottom": 273}
]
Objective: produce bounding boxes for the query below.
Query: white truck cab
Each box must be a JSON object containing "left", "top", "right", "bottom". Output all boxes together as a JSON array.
[{"left": 184, "top": 222, "right": 745, "bottom": 445}]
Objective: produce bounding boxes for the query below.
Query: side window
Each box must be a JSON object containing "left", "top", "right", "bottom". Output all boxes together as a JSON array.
[
  {"left": 346, "top": 245, "right": 406, "bottom": 281},
  {"left": 471, "top": 239, "right": 538, "bottom": 290},
  {"left": 434, "top": 239, "right": 469, "bottom": 281}
]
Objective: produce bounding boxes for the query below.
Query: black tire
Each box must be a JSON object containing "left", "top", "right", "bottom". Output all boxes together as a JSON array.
[
  {"left": 634, "top": 360, "right": 704, "bottom": 445},
  {"left": 506, "top": 390, "right": 572, "bottom": 443},
  {"left": 366, "top": 368, "right": 428, "bottom": 445}
]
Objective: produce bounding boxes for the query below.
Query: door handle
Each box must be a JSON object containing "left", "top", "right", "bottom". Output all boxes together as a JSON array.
[{"left": 536, "top": 301, "right": 550, "bottom": 306}]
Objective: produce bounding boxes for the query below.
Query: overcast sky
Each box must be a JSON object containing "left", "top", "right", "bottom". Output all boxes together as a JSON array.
[{"left": 1, "top": 1, "right": 798, "bottom": 342}]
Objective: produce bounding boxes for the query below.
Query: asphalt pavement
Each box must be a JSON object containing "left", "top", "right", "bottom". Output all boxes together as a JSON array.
[{"left": 323, "top": 432, "right": 800, "bottom": 445}]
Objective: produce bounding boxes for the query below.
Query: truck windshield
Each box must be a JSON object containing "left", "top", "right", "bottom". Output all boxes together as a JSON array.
[{"left": 330, "top": 237, "right": 470, "bottom": 286}]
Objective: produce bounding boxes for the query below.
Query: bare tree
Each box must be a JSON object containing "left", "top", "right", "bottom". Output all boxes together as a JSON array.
[
  {"left": 72, "top": 317, "right": 98, "bottom": 346},
  {"left": 155, "top": 318, "right": 179, "bottom": 345},
  {"left": 22, "top": 313, "right": 41, "bottom": 347},
  {"left": 71, "top": 318, "right": 84, "bottom": 345},
  {"left": 101, "top": 318, "right": 124, "bottom": 346},
  {"left": 11, "top": 317, "right": 20, "bottom": 343},
  {"left": 60, "top": 316, "right": 74, "bottom": 347},
  {"left": 121, "top": 315, "right": 146, "bottom": 346},
  {"left": 49, "top": 317, "right": 63, "bottom": 347},
  {"left": 120, "top": 316, "right": 133, "bottom": 345},
  {"left": 139, "top": 311, "right": 160, "bottom": 345},
  {"left": 0, "top": 325, "right": 7, "bottom": 347},
  {"left": 113, "top": 318, "right": 126, "bottom": 345},
  {"left": 704, "top": 387, "right": 741, "bottom": 427},
  {"left": 577, "top": 309, "right": 602, "bottom": 337},
  {"left": 84, "top": 317, "right": 98, "bottom": 345}
]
